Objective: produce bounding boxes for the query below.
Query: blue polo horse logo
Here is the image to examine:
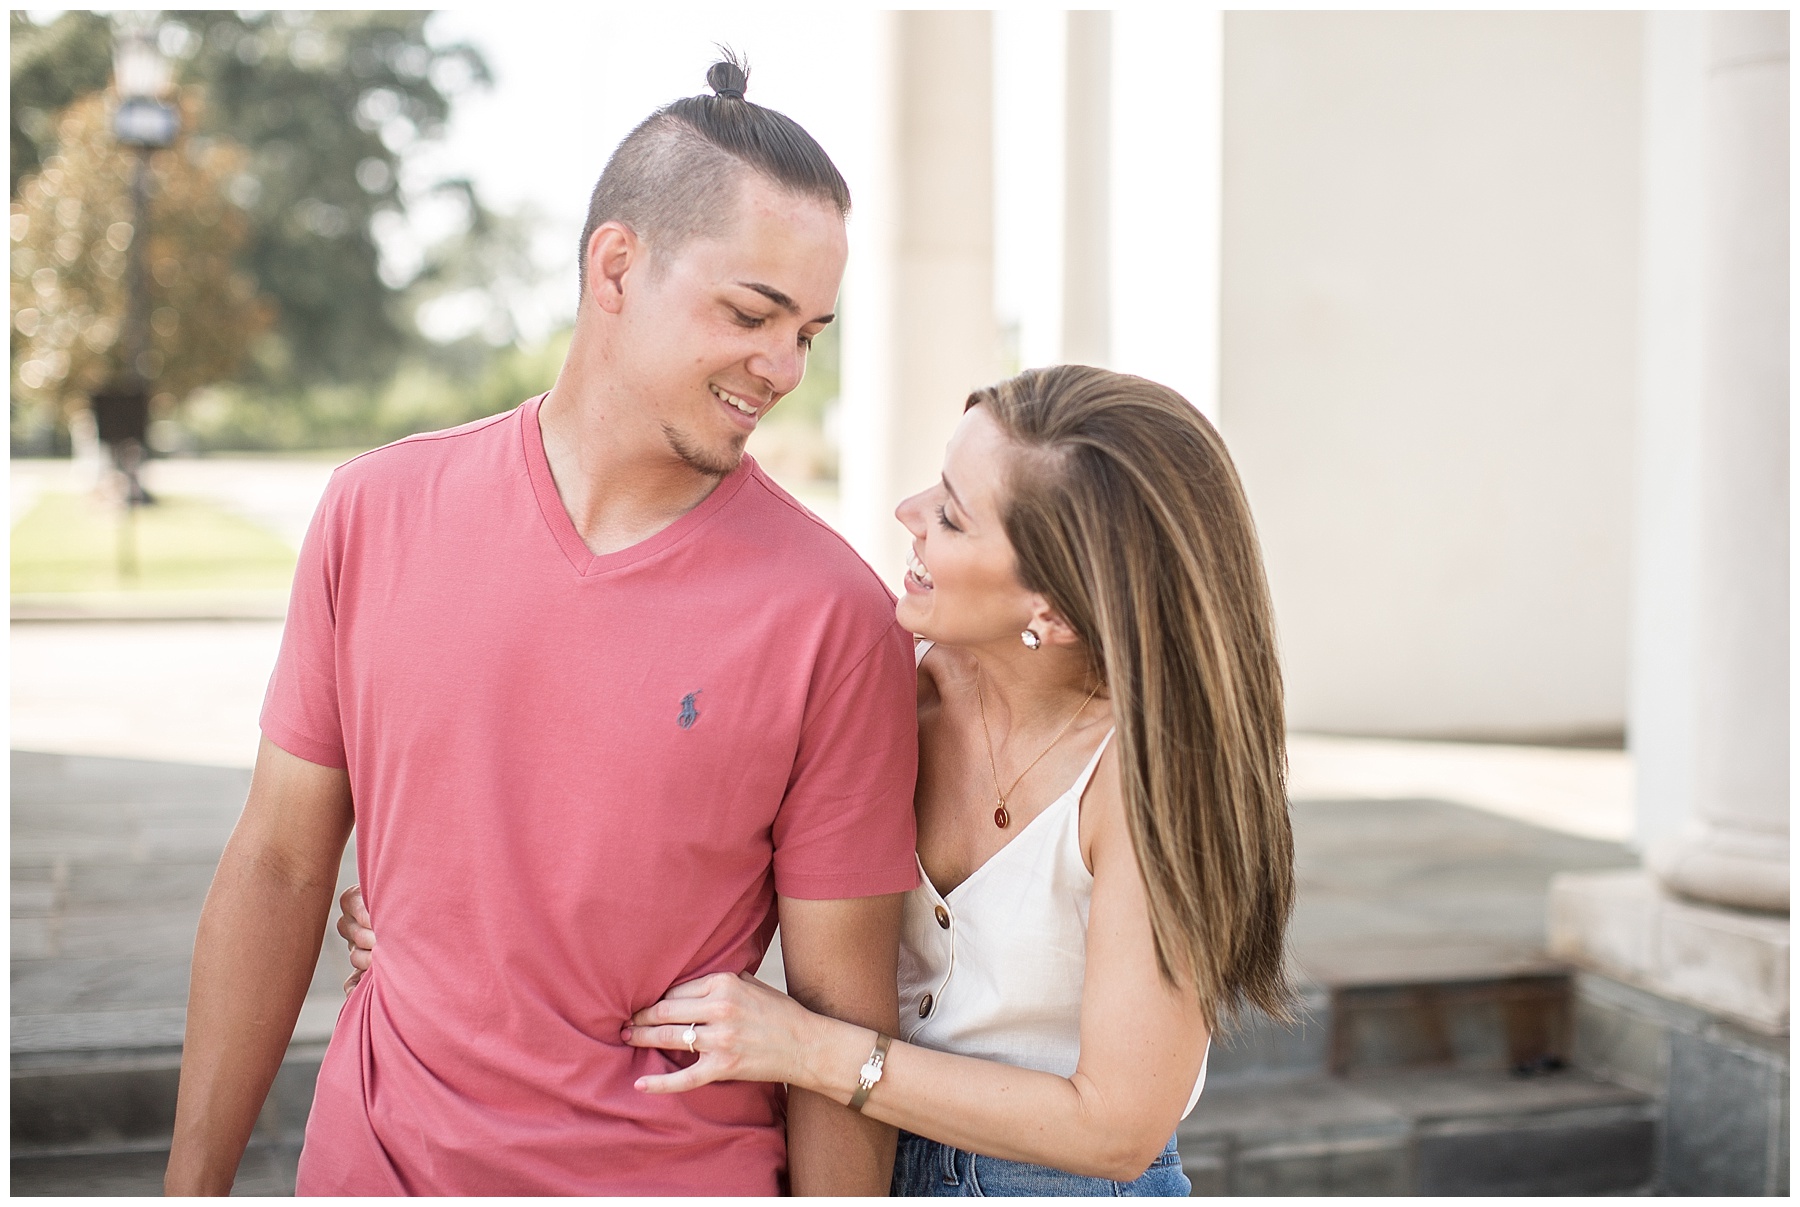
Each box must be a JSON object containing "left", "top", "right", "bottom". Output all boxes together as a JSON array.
[{"left": 678, "top": 691, "right": 701, "bottom": 729}]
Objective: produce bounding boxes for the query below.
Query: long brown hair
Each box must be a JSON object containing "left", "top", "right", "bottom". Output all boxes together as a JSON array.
[{"left": 970, "top": 365, "right": 1293, "bottom": 1029}]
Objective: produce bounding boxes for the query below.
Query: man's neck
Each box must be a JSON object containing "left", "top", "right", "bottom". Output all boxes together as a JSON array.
[{"left": 538, "top": 348, "right": 728, "bottom": 558}]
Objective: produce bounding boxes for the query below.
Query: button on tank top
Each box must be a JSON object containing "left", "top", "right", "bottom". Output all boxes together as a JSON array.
[{"left": 899, "top": 642, "right": 1207, "bottom": 1117}]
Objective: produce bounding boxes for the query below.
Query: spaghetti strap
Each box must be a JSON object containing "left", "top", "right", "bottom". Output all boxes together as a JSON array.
[
  {"left": 1072, "top": 726, "right": 1116, "bottom": 802},
  {"left": 1072, "top": 728, "right": 1116, "bottom": 811}
]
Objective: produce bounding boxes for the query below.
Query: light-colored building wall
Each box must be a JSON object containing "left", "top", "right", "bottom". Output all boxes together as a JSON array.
[
  {"left": 1220, "top": 12, "right": 1643, "bottom": 739},
  {"left": 839, "top": 11, "right": 1004, "bottom": 586}
]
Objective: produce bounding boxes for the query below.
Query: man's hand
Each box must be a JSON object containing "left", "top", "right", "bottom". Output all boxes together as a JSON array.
[
  {"left": 164, "top": 738, "right": 353, "bottom": 1195},
  {"left": 776, "top": 893, "right": 903, "bottom": 1196}
]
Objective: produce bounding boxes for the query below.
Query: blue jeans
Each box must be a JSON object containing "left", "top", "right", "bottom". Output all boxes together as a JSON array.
[{"left": 890, "top": 1130, "right": 1191, "bottom": 1197}]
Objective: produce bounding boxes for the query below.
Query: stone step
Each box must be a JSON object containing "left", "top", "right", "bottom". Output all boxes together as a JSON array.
[
  {"left": 13, "top": 1044, "right": 323, "bottom": 1149},
  {"left": 1176, "top": 1065, "right": 1658, "bottom": 1195},
  {"left": 15, "top": 973, "right": 1588, "bottom": 1198},
  {"left": 11, "top": 1137, "right": 302, "bottom": 1197},
  {"left": 19, "top": 1065, "right": 1656, "bottom": 1198},
  {"left": 1330, "top": 973, "right": 1571, "bottom": 1075},
  {"left": 1213, "top": 967, "right": 1576, "bottom": 1082},
  {"left": 1206, "top": 987, "right": 1335, "bottom": 1084},
  {"left": 10, "top": 1044, "right": 322, "bottom": 1196}
]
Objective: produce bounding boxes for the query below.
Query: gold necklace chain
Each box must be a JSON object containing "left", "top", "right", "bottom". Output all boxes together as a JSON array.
[{"left": 975, "top": 666, "right": 1103, "bottom": 830}]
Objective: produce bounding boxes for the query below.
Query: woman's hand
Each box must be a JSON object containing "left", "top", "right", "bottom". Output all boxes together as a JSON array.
[
  {"left": 336, "top": 884, "right": 375, "bottom": 995},
  {"left": 622, "top": 971, "right": 827, "bottom": 1094}
]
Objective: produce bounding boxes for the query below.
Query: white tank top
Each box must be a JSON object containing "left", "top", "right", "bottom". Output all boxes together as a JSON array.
[{"left": 898, "top": 642, "right": 1207, "bottom": 1117}]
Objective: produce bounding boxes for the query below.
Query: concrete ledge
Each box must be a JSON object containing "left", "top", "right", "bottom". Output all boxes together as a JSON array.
[
  {"left": 1549, "top": 869, "right": 1788, "bottom": 1032},
  {"left": 1206, "top": 988, "right": 1331, "bottom": 1087},
  {"left": 11, "top": 1135, "right": 303, "bottom": 1196},
  {"left": 12, "top": 997, "right": 342, "bottom": 1061},
  {"left": 12, "top": 1009, "right": 188, "bottom": 1056},
  {"left": 1570, "top": 969, "right": 1789, "bottom": 1195},
  {"left": 1178, "top": 1067, "right": 1656, "bottom": 1195}
]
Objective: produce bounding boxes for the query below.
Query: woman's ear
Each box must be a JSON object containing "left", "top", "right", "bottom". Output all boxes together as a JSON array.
[{"left": 1026, "top": 597, "right": 1081, "bottom": 649}]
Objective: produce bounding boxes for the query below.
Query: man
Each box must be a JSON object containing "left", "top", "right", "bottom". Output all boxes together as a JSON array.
[{"left": 165, "top": 59, "right": 920, "bottom": 1195}]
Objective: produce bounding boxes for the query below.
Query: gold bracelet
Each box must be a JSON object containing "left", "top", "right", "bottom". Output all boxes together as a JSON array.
[{"left": 848, "top": 1032, "right": 893, "bottom": 1112}]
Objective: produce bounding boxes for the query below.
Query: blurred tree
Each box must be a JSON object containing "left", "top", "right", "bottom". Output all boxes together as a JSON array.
[
  {"left": 11, "top": 11, "right": 494, "bottom": 394},
  {"left": 11, "top": 12, "right": 115, "bottom": 194},
  {"left": 10, "top": 92, "right": 272, "bottom": 448},
  {"left": 179, "top": 328, "right": 572, "bottom": 453},
  {"left": 405, "top": 183, "right": 544, "bottom": 362},
  {"left": 166, "top": 11, "right": 492, "bottom": 385}
]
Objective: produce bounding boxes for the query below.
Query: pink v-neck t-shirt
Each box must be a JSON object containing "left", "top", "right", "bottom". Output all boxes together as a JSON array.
[{"left": 262, "top": 397, "right": 920, "bottom": 1195}]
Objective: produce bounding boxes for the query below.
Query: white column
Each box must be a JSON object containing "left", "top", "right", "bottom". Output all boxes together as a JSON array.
[
  {"left": 1628, "top": 12, "right": 1708, "bottom": 859},
  {"left": 838, "top": 11, "right": 1003, "bottom": 587},
  {"left": 993, "top": 11, "right": 1066, "bottom": 372},
  {"left": 1545, "top": 10, "right": 1786, "bottom": 1033},
  {"left": 1109, "top": 9, "right": 1223, "bottom": 421},
  {"left": 1645, "top": 11, "right": 1789, "bottom": 914},
  {"left": 1061, "top": 10, "right": 1111, "bottom": 367}
]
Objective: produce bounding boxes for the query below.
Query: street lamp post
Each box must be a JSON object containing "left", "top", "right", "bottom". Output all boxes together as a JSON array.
[{"left": 101, "top": 22, "right": 180, "bottom": 578}]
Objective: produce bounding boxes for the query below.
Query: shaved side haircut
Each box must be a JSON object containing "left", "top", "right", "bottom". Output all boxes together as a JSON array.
[{"left": 577, "top": 52, "right": 851, "bottom": 299}]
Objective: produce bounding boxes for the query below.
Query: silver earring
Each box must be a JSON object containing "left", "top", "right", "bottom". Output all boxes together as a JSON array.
[{"left": 1021, "top": 629, "right": 1042, "bottom": 651}]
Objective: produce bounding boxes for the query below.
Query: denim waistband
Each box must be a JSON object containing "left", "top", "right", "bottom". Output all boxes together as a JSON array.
[{"left": 891, "top": 1129, "right": 1189, "bottom": 1197}]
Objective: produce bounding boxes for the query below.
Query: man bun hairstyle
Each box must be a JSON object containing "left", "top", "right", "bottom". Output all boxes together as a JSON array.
[
  {"left": 577, "top": 50, "right": 850, "bottom": 299},
  {"left": 968, "top": 365, "right": 1296, "bottom": 1033},
  {"left": 706, "top": 58, "right": 747, "bottom": 100}
]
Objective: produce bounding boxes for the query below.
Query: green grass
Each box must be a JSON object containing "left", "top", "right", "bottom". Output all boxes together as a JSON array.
[{"left": 11, "top": 491, "right": 297, "bottom": 594}]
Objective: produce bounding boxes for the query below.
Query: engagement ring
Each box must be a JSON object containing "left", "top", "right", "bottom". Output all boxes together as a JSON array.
[{"left": 682, "top": 1024, "right": 698, "bottom": 1053}]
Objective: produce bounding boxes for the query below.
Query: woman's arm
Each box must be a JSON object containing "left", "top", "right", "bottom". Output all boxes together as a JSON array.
[{"left": 625, "top": 752, "right": 1210, "bottom": 1181}]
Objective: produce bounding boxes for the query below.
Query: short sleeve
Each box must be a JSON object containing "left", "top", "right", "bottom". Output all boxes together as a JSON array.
[
  {"left": 260, "top": 475, "right": 349, "bottom": 769},
  {"left": 770, "top": 619, "right": 921, "bottom": 900}
]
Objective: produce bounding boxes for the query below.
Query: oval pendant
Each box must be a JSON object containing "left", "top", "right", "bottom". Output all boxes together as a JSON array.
[{"left": 994, "top": 804, "right": 1010, "bottom": 829}]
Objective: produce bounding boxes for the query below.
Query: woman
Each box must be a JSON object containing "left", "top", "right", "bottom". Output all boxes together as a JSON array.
[{"left": 340, "top": 365, "right": 1293, "bottom": 1195}]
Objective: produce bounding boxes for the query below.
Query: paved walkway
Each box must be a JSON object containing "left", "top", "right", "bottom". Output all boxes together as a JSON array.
[
  {"left": 1286, "top": 796, "right": 1634, "bottom": 987},
  {"left": 10, "top": 744, "right": 1634, "bottom": 1041},
  {"left": 12, "top": 621, "right": 284, "bottom": 768},
  {"left": 12, "top": 751, "right": 355, "bottom": 1060},
  {"left": 12, "top": 751, "right": 351, "bottom": 1197},
  {"left": 1287, "top": 732, "right": 1630, "bottom": 842}
]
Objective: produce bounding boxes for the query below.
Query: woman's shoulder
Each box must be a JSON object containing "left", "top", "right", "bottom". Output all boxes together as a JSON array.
[
  {"left": 913, "top": 639, "right": 982, "bottom": 716},
  {"left": 913, "top": 639, "right": 940, "bottom": 718},
  {"left": 1078, "top": 728, "right": 1129, "bottom": 874}
]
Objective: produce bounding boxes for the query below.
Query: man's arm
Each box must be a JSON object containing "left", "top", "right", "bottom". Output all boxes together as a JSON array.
[
  {"left": 165, "top": 737, "right": 354, "bottom": 1195},
  {"left": 776, "top": 892, "right": 904, "bottom": 1196}
]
